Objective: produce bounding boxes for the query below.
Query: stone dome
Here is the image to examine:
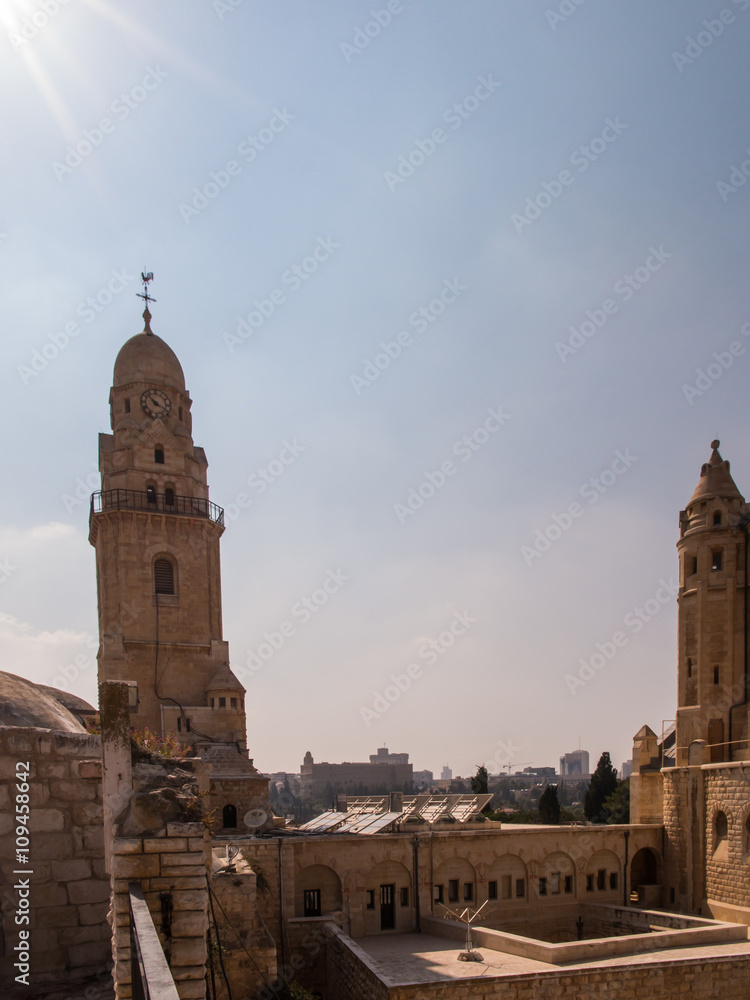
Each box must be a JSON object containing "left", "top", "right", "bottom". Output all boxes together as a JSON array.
[
  {"left": 113, "top": 324, "right": 186, "bottom": 392},
  {"left": 0, "top": 671, "right": 89, "bottom": 732}
]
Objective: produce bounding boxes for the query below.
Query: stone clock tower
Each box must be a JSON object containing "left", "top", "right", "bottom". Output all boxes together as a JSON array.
[{"left": 90, "top": 302, "right": 270, "bottom": 830}]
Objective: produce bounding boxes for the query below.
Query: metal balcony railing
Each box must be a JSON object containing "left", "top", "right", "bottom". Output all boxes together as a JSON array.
[
  {"left": 90, "top": 489, "right": 224, "bottom": 526},
  {"left": 128, "top": 882, "right": 180, "bottom": 1000}
]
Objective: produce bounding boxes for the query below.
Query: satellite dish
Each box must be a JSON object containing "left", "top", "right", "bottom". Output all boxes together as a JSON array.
[{"left": 244, "top": 808, "right": 268, "bottom": 829}]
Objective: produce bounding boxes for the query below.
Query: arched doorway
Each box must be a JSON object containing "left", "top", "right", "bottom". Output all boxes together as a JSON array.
[
  {"left": 630, "top": 847, "right": 661, "bottom": 905},
  {"left": 222, "top": 804, "right": 237, "bottom": 829}
]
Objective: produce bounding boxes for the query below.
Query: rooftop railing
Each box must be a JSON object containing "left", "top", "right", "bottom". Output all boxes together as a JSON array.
[
  {"left": 129, "top": 882, "right": 180, "bottom": 1000},
  {"left": 90, "top": 489, "right": 224, "bottom": 526}
]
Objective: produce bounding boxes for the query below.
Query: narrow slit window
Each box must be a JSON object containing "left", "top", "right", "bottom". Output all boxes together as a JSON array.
[
  {"left": 154, "top": 558, "right": 175, "bottom": 595},
  {"left": 177, "top": 717, "right": 181, "bottom": 732},
  {"left": 155, "top": 447, "right": 165, "bottom": 464},
  {"left": 165, "top": 488, "right": 175, "bottom": 506},
  {"left": 366, "top": 890, "right": 375, "bottom": 910},
  {"left": 185, "top": 718, "right": 191, "bottom": 733},
  {"left": 448, "top": 880, "right": 458, "bottom": 903},
  {"left": 609, "top": 872, "right": 618, "bottom": 890},
  {"left": 463, "top": 883, "right": 473, "bottom": 902},
  {"left": 690, "top": 555, "right": 698, "bottom": 575},
  {"left": 564, "top": 875, "right": 573, "bottom": 894},
  {"left": 124, "top": 398, "right": 131, "bottom": 413},
  {"left": 400, "top": 887, "right": 409, "bottom": 907},
  {"left": 687, "top": 658, "right": 692, "bottom": 678},
  {"left": 538, "top": 877, "right": 547, "bottom": 897},
  {"left": 597, "top": 869, "right": 606, "bottom": 891},
  {"left": 713, "top": 511, "right": 722, "bottom": 526},
  {"left": 586, "top": 874, "right": 594, "bottom": 892},
  {"left": 515, "top": 879, "right": 525, "bottom": 898},
  {"left": 712, "top": 549, "right": 723, "bottom": 571},
  {"left": 714, "top": 666, "right": 720, "bottom": 685},
  {"left": 488, "top": 880, "right": 498, "bottom": 900}
]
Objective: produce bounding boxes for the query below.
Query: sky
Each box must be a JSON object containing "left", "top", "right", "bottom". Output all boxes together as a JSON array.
[{"left": 1, "top": 0, "right": 749, "bottom": 780}]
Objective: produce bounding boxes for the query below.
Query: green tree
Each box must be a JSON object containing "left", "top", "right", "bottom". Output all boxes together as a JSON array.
[
  {"left": 584, "top": 752, "right": 618, "bottom": 822},
  {"left": 603, "top": 778, "right": 630, "bottom": 824},
  {"left": 539, "top": 784, "right": 561, "bottom": 824},
  {"left": 470, "top": 764, "right": 489, "bottom": 795}
]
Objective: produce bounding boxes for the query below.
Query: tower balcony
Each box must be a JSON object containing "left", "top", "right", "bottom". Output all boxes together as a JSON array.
[{"left": 90, "top": 488, "right": 225, "bottom": 528}]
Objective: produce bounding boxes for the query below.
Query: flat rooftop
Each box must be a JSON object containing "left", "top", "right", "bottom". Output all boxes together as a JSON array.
[{"left": 356, "top": 933, "right": 750, "bottom": 985}]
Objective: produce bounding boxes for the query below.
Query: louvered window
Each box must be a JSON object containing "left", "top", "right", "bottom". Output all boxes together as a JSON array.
[{"left": 154, "top": 558, "right": 175, "bottom": 595}]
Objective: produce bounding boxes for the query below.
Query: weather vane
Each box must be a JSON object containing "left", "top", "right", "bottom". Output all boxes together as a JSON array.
[{"left": 136, "top": 271, "right": 156, "bottom": 333}]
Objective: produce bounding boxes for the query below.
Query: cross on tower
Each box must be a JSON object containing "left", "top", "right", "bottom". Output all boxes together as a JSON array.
[{"left": 136, "top": 271, "right": 156, "bottom": 334}]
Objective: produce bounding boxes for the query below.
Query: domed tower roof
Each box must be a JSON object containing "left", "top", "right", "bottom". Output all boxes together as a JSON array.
[
  {"left": 688, "top": 440, "right": 744, "bottom": 504},
  {"left": 113, "top": 308, "right": 186, "bottom": 392}
]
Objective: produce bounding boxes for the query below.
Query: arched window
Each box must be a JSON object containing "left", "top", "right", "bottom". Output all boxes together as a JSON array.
[
  {"left": 223, "top": 804, "right": 237, "bottom": 829},
  {"left": 154, "top": 558, "right": 175, "bottom": 595},
  {"left": 165, "top": 487, "right": 175, "bottom": 506},
  {"left": 155, "top": 447, "right": 165, "bottom": 464},
  {"left": 146, "top": 485, "right": 157, "bottom": 504},
  {"left": 716, "top": 811, "right": 728, "bottom": 841}
]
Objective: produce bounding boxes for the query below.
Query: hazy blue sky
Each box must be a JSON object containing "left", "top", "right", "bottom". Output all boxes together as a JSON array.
[{"left": 1, "top": 0, "right": 749, "bottom": 778}]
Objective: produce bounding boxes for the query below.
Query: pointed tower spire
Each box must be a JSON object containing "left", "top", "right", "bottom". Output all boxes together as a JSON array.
[{"left": 688, "top": 439, "right": 743, "bottom": 504}]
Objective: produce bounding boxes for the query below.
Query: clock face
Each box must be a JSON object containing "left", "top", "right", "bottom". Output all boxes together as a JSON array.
[{"left": 141, "top": 389, "right": 172, "bottom": 418}]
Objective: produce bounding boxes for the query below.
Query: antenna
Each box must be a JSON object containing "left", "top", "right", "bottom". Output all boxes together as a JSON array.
[{"left": 439, "top": 899, "right": 488, "bottom": 962}]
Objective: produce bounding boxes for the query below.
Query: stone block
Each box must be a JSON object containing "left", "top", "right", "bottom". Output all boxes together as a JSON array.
[
  {"left": 59, "top": 924, "right": 109, "bottom": 945},
  {"left": 77, "top": 760, "right": 103, "bottom": 779},
  {"left": 67, "top": 879, "right": 112, "bottom": 905},
  {"left": 113, "top": 837, "right": 144, "bottom": 854},
  {"left": 149, "top": 876, "right": 205, "bottom": 891},
  {"left": 161, "top": 865, "right": 208, "bottom": 877},
  {"left": 170, "top": 937, "right": 207, "bottom": 967},
  {"left": 188, "top": 837, "right": 206, "bottom": 851},
  {"left": 112, "top": 854, "right": 160, "bottom": 879},
  {"left": 36, "top": 760, "right": 70, "bottom": 779},
  {"left": 29, "top": 808, "right": 65, "bottom": 833},
  {"left": 50, "top": 778, "right": 97, "bottom": 801},
  {"left": 143, "top": 837, "right": 187, "bottom": 852},
  {"left": 69, "top": 940, "right": 112, "bottom": 968},
  {"left": 0, "top": 814, "right": 13, "bottom": 836},
  {"left": 30, "top": 781, "right": 50, "bottom": 806},
  {"left": 52, "top": 859, "right": 93, "bottom": 882},
  {"left": 171, "top": 890, "right": 206, "bottom": 910},
  {"left": 30, "top": 832, "right": 74, "bottom": 859},
  {"left": 73, "top": 801, "right": 104, "bottom": 826},
  {"left": 171, "top": 910, "right": 208, "bottom": 937},
  {"left": 35, "top": 884, "right": 70, "bottom": 907},
  {"left": 161, "top": 851, "right": 206, "bottom": 867},
  {"left": 37, "top": 904, "right": 80, "bottom": 928},
  {"left": 79, "top": 901, "right": 110, "bottom": 926},
  {"left": 175, "top": 981, "right": 207, "bottom": 999}
]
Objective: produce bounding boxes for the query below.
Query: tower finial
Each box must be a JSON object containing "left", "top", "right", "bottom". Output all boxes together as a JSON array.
[
  {"left": 711, "top": 439, "right": 720, "bottom": 451},
  {"left": 136, "top": 271, "right": 156, "bottom": 335}
]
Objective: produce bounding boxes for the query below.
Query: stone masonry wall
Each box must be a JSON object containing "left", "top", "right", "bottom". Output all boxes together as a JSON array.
[
  {"left": 704, "top": 763, "right": 750, "bottom": 913},
  {"left": 326, "top": 925, "right": 750, "bottom": 1000},
  {"left": 0, "top": 726, "right": 110, "bottom": 996},
  {"left": 110, "top": 821, "right": 209, "bottom": 1000}
]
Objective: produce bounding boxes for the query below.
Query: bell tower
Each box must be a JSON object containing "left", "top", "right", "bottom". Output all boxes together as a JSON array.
[
  {"left": 675, "top": 440, "right": 750, "bottom": 765},
  {"left": 89, "top": 301, "right": 246, "bottom": 746}
]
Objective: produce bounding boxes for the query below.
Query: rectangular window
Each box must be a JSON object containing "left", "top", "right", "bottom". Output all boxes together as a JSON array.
[
  {"left": 176, "top": 717, "right": 181, "bottom": 732},
  {"left": 586, "top": 874, "right": 594, "bottom": 892},
  {"left": 597, "top": 869, "right": 606, "bottom": 891},
  {"left": 463, "top": 883, "right": 474, "bottom": 902},
  {"left": 550, "top": 872, "right": 561, "bottom": 895},
  {"left": 564, "top": 875, "right": 573, "bottom": 894},
  {"left": 609, "top": 872, "right": 618, "bottom": 890},
  {"left": 303, "top": 889, "right": 321, "bottom": 917},
  {"left": 690, "top": 555, "right": 697, "bottom": 575},
  {"left": 231, "top": 697, "right": 237, "bottom": 708},
  {"left": 219, "top": 697, "right": 226, "bottom": 708},
  {"left": 501, "top": 875, "right": 512, "bottom": 899},
  {"left": 185, "top": 718, "right": 191, "bottom": 733},
  {"left": 434, "top": 884, "right": 444, "bottom": 904},
  {"left": 539, "top": 877, "right": 547, "bottom": 897},
  {"left": 712, "top": 549, "right": 723, "bottom": 571},
  {"left": 714, "top": 666, "right": 720, "bottom": 685},
  {"left": 124, "top": 398, "right": 130, "bottom": 413},
  {"left": 488, "top": 880, "right": 498, "bottom": 900},
  {"left": 515, "top": 878, "right": 525, "bottom": 898},
  {"left": 448, "top": 880, "right": 459, "bottom": 903},
  {"left": 400, "top": 887, "right": 409, "bottom": 907},
  {"left": 670, "top": 887, "right": 676, "bottom": 904},
  {"left": 366, "top": 890, "right": 375, "bottom": 910}
]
